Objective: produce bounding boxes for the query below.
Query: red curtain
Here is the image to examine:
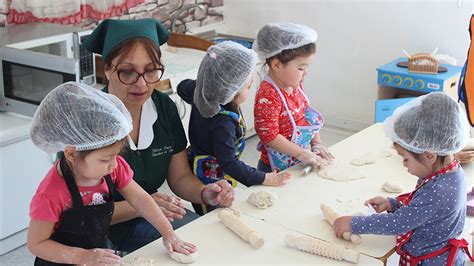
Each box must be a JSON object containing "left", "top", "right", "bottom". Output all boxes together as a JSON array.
[{"left": 7, "top": 0, "right": 144, "bottom": 25}]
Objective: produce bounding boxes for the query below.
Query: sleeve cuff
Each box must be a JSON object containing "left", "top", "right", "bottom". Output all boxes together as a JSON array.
[
  {"left": 255, "top": 170, "right": 266, "bottom": 185},
  {"left": 388, "top": 197, "right": 401, "bottom": 212}
]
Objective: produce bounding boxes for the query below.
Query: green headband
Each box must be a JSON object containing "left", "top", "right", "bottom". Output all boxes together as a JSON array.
[{"left": 82, "top": 18, "right": 169, "bottom": 61}]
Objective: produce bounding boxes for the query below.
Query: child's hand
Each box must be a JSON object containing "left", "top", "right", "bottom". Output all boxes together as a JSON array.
[
  {"left": 79, "top": 248, "right": 121, "bottom": 265},
  {"left": 162, "top": 232, "right": 197, "bottom": 256},
  {"left": 263, "top": 171, "right": 292, "bottom": 186},
  {"left": 365, "top": 196, "right": 392, "bottom": 213},
  {"left": 311, "top": 143, "right": 335, "bottom": 162},
  {"left": 296, "top": 149, "right": 329, "bottom": 168},
  {"left": 151, "top": 192, "right": 186, "bottom": 222},
  {"left": 333, "top": 216, "right": 353, "bottom": 238}
]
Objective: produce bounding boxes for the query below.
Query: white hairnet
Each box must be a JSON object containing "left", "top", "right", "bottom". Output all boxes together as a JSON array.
[
  {"left": 383, "top": 92, "right": 470, "bottom": 156},
  {"left": 252, "top": 22, "right": 318, "bottom": 61},
  {"left": 194, "top": 41, "right": 257, "bottom": 118},
  {"left": 30, "top": 82, "right": 133, "bottom": 153}
]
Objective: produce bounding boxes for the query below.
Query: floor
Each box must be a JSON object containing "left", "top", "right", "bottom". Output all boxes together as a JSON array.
[{"left": 0, "top": 126, "right": 356, "bottom": 265}]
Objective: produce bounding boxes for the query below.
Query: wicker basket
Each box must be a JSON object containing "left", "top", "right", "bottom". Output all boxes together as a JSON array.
[{"left": 408, "top": 53, "right": 439, "bottom": 74}]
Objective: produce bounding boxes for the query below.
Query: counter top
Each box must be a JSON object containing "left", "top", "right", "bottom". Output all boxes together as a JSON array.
[
  {"left": 0, "top": 112, "right": 32, "bottom": 147},
  {"left": 0, "top": 23, "right": 84, "bottom": 47},
  {"left": 187, "top": 21, "right": 253, "bottom": 39},
  {"left": 160, "top": 44, "right": 206, "bottom": 92}
]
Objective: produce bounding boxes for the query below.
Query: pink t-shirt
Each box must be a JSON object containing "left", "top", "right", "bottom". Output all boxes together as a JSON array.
[{"left": 29, "top": 155, "right": 133, "bottom": 226}]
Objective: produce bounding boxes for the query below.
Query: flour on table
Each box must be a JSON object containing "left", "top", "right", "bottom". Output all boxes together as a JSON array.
[
  {"left": 381, "top": 181, "right": 403, "bottom": 193},
  {"left": 318, "top": 161, "right": 365, "bottom": 181},
  {"left": 170, "top": 251, "right": 198, "bottom": 264},
  {"left": 350, "top": 150, "right": 392, "bottom": 166},
  {"left": 247, "top": 191, "right": 277, "bottom": 209},
  {"left": 121, "top": 257, "right": 154, "bottom": 266}
]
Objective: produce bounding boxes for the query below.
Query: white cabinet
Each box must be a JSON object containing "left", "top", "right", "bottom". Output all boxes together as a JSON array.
[{"left": 0, "top": 112, "right": 53, "bottom": 255}]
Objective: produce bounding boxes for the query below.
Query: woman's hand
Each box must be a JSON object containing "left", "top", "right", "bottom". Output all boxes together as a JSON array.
[
  {"left": 311, "top": 142, "right": 335, "bottom": 162},
  {"left": 263, "top": 171, "right": 292, "bottom": 186},
  {"left": 78, "top": 248, "right": 121, "bottom": 265},
  {"left": 333, "top": 216, "right": 353, "bottom": 238},
  {"left": 151, "top": 192, "right": 186, "bottom": 222},
  {"left": 202, "top": 180, "right": 235, "bottom": 207},
  {"left": 365, "top": 196, "right": 392, "bottom": 213},
  {"left": 162, "top": 232, "right": 197, "bottom": 256}
]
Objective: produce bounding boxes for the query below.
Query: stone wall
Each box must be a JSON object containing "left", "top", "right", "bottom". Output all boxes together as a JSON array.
[
  {"left": 103, "top": 0, "right": 223, "bottom": 32},
  {"left": 0, "top": 0, "right": 223, "bottom": 30},
  {"left": 0, "top": 0, "right": 8, "bottom": 27}
]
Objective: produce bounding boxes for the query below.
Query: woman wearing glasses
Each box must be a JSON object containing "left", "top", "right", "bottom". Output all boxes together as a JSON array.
[{"left": 83, "top": 19, "right": 235, "bottom": 254}]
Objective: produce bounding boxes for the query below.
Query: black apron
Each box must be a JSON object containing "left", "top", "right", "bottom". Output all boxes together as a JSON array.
[{"left": 35, "top": 158, "right": 116, "bottom": 265}]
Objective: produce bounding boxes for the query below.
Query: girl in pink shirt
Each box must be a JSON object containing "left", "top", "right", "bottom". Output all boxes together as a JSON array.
[{"left": 28, "top": 82, "right": 196, "bottom": 265}]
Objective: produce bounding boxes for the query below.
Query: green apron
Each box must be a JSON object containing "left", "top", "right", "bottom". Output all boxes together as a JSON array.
[{"left": 107, "top": 90, "right": 187, "bottom": 243}]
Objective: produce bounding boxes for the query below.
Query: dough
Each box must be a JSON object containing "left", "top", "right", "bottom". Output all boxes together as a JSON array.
[
  {"left": 247, "top": 191, "right": 277, "bottom": 209},
  {"left": 170, "top": 251, "right": 198, "bottom": 264},
  {"left": 318, "top": 161, "right": 365, "bottom": 181},
  {"left": 381, "top": 181, "right": 403, "bottom": 193},
  {"left": 218, "top": 208, "right": 265, "bottom": 248},
  {"left": 122, "top": 257, "right": 154, "bottom": 266},
  {"left": 320, "top": 203, "right": 363, "bottom": 244},
  {"left": 350, "top": 150, "right": 392, "bottom": 166}
]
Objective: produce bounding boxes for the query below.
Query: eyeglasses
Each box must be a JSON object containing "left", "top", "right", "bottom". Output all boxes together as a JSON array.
[{"left": 111, "top": 63, "right": 165, "bottom": 85}]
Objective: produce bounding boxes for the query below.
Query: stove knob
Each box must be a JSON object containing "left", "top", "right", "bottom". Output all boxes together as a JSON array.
[
  {"left": 381, "top": 74, "right": 392, "bottom": 84},
  {"left": 403, "top": 77, "right": 414, "bottom": 88},
  {"left": 414, "top": 79, "right": 425, "bottom": 90},
  {"left": 393, "top": 75, "right": 402, "bottom": 86}
]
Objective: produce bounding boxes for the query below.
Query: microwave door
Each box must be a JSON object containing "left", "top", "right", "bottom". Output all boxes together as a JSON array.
[{"left": 0, "top": 47, "right": 79, "bottom": 117}]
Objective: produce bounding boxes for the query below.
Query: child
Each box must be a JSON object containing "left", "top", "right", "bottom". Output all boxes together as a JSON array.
[
  {"left": 28, "top": 82, "right": 196, "bottom": 265},
  {"left": 252, "top": 22, "right": 334, "bottom": 173},
  {"left": 333, "top": 92, "right": 473, "bottom": 265},
  {"left": 178, "top": 41, "right": 291, "bottom": 215}
]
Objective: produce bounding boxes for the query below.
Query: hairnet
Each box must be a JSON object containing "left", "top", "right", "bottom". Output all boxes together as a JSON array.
[
  {"left": 194, "top": 41, "right": 257, "bottom": 118},
  {"left": 252, "top": 22, "right": 318, "bottom": 61},
  {"left": 30, "top": 82, "right": 133, "bottom": 153},
  {"left": 383, "top": 92, "right": 470, "bottom": 156}
]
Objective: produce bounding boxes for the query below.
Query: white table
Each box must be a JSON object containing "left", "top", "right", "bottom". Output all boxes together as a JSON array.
[
  {"left": 123, "top": 210, "right": 383, "bottom": 265},
  {"left": 232, "top": 123, "right": 473, "bottom": 260},
  {"left": 124, "top": 123, "right": 474, "bottom": 264}
]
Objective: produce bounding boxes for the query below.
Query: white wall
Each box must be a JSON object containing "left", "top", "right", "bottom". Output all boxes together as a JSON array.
[{"left": 224, "top": 0, "right": 473, "bottom": 130}]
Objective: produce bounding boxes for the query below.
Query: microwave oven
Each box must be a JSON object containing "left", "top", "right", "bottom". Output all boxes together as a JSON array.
[{"left": 0, "top": 23, "right": 96, "bottom": 117}]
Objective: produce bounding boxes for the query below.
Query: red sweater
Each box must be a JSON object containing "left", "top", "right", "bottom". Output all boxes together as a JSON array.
[{"left": 254, "top": 80, "right": 310, "bottom": 165}]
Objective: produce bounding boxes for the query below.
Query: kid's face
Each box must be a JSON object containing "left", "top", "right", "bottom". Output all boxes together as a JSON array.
[
  {"left": 75, "top": 142, "right": 124, "bottom": 181},
  {"left": 233, "top": 78, "right": 253, "bottom": 105},
  {"left": 275, "top": 53, "right": 315, "bottom": 89},
  {"left": 394, "top": 144, "right": 431, "bottom": 179}
]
